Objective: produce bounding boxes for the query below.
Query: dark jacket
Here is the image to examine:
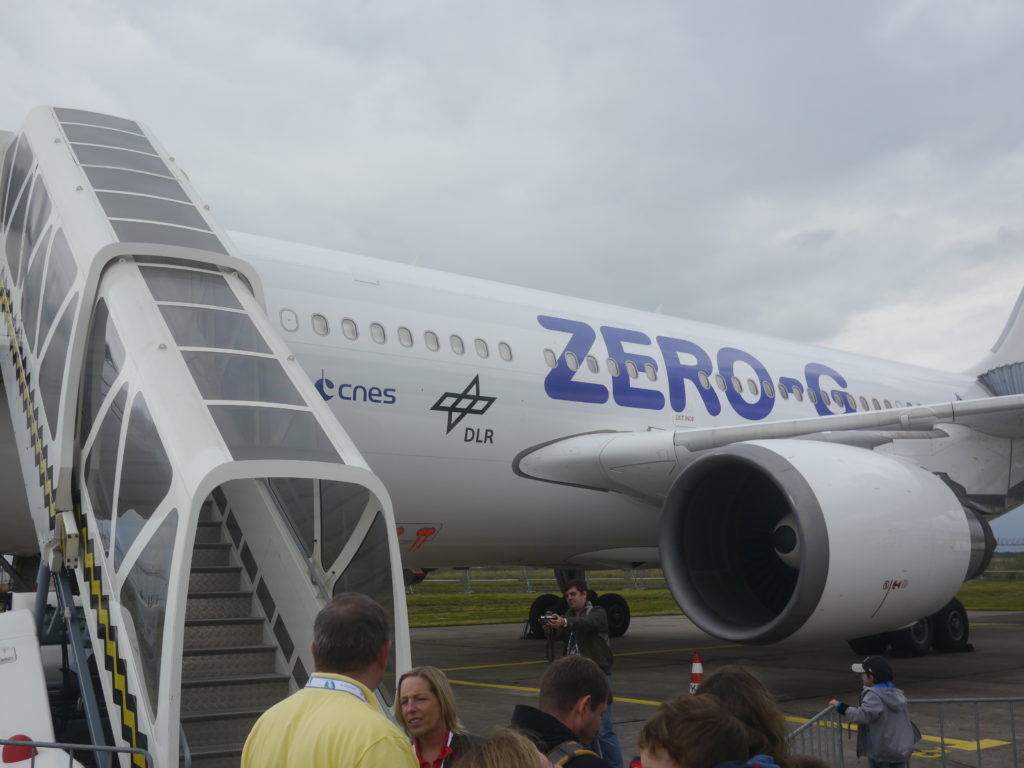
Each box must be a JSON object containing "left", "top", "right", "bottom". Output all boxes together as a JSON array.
[
  {"left": 835, "top": 683, "right": 917, "bottom": 762},
  {"left": 448, "top": 731, "right": 482, "bottom": 765},
  {"left": 510, "top": 704, "right": 612, "bottom": 768},
  {"left": 556, "top": 601, "right": 613, "bottom": 673}
]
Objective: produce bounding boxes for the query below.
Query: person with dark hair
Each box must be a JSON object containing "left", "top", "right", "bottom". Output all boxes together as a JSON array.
[
  {"left": 638, "top": 694, "right": 780, "bottom": 768},
  {"left": 395, "top": 666, "right": 480, "bottom": 766},
  {"left": 829, "top": 656, "right": 919, "bottom": 768},
  {"left": 241, "top": 593, "right": 416, "bottom": 767},
  {"left": 696, "top": 665, "right": 794, "bottom": 767},
  {"left": 511, "top": 655, "right": 612, "bottom": 767},
  {"left": 542, "top": 579, "right": 622, "bottom": 768}
]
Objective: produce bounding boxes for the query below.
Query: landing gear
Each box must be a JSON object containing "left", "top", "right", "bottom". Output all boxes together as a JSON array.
[
  {"left": 596, "top": 593, "right": 631, "bottom": 638},
  {"left": 845, "top": 598, "right": 972, "bottom": 657},
  {"left": 888, "top": 618, "right": 933, "bottom": 657},
  {"left": 931, "top": 598, "right": 971, "bottom": 653}
]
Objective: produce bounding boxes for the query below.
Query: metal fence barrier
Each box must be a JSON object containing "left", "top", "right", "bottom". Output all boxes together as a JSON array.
[
  {"left": 787, "top": 697, "right": 1022, "bottom": 768},
  {"left": 0, "top": 737, "right": 153, "bottom": 768}
]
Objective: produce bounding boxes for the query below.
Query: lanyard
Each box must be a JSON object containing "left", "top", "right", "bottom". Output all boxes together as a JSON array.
[{"left": 305, "top": 675, "right": 368, "bottom": 703}]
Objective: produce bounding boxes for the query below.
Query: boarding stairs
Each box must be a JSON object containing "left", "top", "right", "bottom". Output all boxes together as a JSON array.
[
  {"left": 0, "top": 106, "right": 410, "bottom": 768},
  {"left": 179, "top": 501, "right": 286, "bottom": 768}
]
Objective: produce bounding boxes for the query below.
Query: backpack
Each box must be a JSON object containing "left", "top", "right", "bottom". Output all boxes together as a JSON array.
[{"left": 547, "top": 739, "right": 600, "bottom": 766}]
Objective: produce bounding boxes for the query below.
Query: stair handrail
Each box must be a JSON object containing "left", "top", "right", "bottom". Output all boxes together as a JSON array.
[
  {"left": 179, "top": 722, "right": 192, "bottom": 768},
  {"left": 264, "top": 482, "right": 330, "bottom": 601},
  {"left": 53, "top": 568, "right": 112, "bottom": 768}
]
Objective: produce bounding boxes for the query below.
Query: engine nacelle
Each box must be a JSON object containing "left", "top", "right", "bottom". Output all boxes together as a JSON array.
[{"left": 660, "top": 439, "right": 994, "bottom": 644}]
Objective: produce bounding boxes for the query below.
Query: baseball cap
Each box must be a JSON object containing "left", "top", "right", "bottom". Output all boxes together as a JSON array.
[{"left": 851, "top": 655, "right": 893, "bottom": 683}]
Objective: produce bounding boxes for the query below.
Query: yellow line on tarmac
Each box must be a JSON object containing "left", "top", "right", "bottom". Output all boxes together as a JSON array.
[
  {"left": 783, "top": 715, "right": 1010, "bottom": 754},
  {"left": 448, "top": 679, "right": 541, "bottom": 694}
]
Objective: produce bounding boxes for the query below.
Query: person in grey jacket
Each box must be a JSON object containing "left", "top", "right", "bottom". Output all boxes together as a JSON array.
[{"left": 829, "top": 656, "right": 919, "bottom": 768}]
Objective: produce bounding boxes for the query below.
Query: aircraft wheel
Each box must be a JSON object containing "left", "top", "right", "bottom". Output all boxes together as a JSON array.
[
  {"left": 597, "top": 593, "right": 631, "bottom": 638},
  {"left": 527, "top": 593, "right": 562, "bottom": 639},
  {"left": 887, "top": 618, "right": 933, "bottom": 656},
  {"left": 930, "top": 598, "right": 971, "bottom": 653},
  {"left": 847, "top": 634, "right": 889, "bottom": 656}
]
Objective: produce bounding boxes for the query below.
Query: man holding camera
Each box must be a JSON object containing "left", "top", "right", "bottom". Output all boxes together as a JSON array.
[{"left": 543, "top": 580, "right": 623, "bottom": 768}]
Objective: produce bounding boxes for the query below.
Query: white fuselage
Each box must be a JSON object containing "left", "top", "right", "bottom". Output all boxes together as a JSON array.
[{"left": 235, "top": 231, "right": 984, "bottom": 569}]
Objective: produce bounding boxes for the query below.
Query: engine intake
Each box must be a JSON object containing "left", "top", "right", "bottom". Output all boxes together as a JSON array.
[{"left": 660, "top": 439, "right": 993, "bottom": 644}]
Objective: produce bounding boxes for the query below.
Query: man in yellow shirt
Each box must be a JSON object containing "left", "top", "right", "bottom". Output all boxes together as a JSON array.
[{"left": 242, "top": 593, "right": 417, "bottom": 767}]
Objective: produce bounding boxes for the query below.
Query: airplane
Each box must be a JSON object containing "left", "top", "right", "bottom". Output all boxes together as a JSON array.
[{"left": 1, "top": 106, "right": 1020, "bottom": 766}]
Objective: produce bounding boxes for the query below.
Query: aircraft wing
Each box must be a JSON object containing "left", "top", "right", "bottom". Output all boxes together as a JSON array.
[{"left": 514, "top": 392, "right": 1024, "bottom": 504}]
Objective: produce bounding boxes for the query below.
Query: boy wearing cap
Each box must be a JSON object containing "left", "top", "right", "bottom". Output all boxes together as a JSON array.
[{"left": 828, "top": 656, "right": 919, "bottom": 768}]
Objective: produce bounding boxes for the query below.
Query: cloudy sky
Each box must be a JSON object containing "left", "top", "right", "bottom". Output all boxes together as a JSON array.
[{"left": 4, "top": 1, "right": 1024, "bottom": 372}]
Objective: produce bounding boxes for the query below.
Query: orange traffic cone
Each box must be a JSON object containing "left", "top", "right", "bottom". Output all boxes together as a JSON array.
[{"left": 688, "top": 652, "right": 704, "bottom": 694}]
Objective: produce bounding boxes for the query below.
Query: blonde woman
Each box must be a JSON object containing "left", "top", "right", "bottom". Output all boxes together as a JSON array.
[{"left": 396, "top": 666, "right": 480, "bottom": 767}]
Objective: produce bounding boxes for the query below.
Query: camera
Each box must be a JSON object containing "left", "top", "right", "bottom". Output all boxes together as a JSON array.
[{"left": 540, "top": 611, "right": 559, "bottom": 626}]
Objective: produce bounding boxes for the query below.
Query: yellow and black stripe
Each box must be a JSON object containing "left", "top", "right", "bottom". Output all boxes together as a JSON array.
[{"left": 1, "top": 282, "right": 149, "bottom": 766}]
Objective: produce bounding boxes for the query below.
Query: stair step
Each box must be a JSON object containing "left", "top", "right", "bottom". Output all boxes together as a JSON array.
[
  {"left": 189, "top": 566, "right": 242, "bottom": 593},
  {"left": 181, "top": 674, "right": 290, "bottom": 715},
  {"left": 181, "top": 744, "right": 243, "bottom": 768},
  {"left": 192, "top": 542, "right": 232, "bottom": 567},
  {"left": 185, "top": 592, "right": 253, "bottom": 621},
  {"left": 181, "top": 708, "right": 264, "bottom": 750},
  {"left": 196, "top": 520, "right": 224, "bottom": 543},
  {"left": 183, "top": 645, "right": 277, "bottom": 679},
  {"left": 184, "top": 618, "right": 264, "bottom": 649}
]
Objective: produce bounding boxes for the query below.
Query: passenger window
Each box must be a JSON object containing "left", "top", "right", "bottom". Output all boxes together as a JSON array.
[
  {"left": 821, "top": 390, "right": 831, "bottom": 406},
  {"left": 370, "top": 323, "right": 386, "bottom": 344},
  {"left": 808, "top": 388, "right": 818, "bottom": 405},
  {"left": 398, "top": 327, "right": 413, "bottom": 347},
  {"left": 644, "top": 363, "right": 657, "bottom": 381},
  {"left": 279, "top": 309, "right": 298, "bottom": 332},
  {"left": 499, "top": 342, "right": 513, "bottom": 362},
  {"left": 860, "top": 396, "right": 869, "bottom": 411},
  {"left": 748, "top": 379, "right": 758, "bottom": 395},
  {"left": 475, "top": 338, "right": 489, "bottom": 358},
  {"left": 895, "top": 400, "right": 903, "bottom": 408},
  {"left": 311, "top": 314, "right": 329, "bottom": 336},
  {"left": 884, "top": 399, "right": 892, "bottom": 409},
  {"left": 848, "top": 396, "right": 858, "bottom": 411},
  {"left": 626, "top": 361, "right": 639, "bottom": 379},
  {"left": 566, "top": 351, "right": 579, "bottom": 371},
  {"left": 425, "top": 330, "right": 439, "bottom": 351},
  {"left": 698, "top": 372, "right": 711, "bottom": 390},
  {"left": 450, "top": 335, "right": 464, "bottom": 355},
  {"left": 715, "top": 374, "right": 727, "bottom": 391},
  {"left": 778, "top": 382, "right": 789, "bottom": 400},
  {"left": 793, "top": 386, "right": 804, "bottom": 402},
  {"left": 731, "top": 376, "right": 742, "bottom": 393},
  {"left": 762, "top": 380, "right": 774, "bottom": 398},
  {"left": 341, "top": 318, "right": 358, "bottom": 340},
  {"left": 872, "top": 398, "right": 881, "bottom": 410},
  {"left": 544, "top": 349, "right": 557, "bottom": 368},
  {"left": 607, "top": 358, "right": 620, "bottom": 377},
  {"left": 586, "top": 355, "right": 599, "bottom": 373}
]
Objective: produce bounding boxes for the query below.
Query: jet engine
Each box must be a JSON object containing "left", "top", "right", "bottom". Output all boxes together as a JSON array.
[{"left": 660, "top": 439, "right": 994, "bottom": 644}]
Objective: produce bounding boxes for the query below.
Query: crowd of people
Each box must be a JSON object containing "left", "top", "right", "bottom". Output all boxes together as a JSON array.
[{"left": 241, "top": 584, "right": 919, "bottom": 768}]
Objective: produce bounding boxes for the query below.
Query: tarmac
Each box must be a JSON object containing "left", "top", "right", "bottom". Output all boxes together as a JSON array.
[{"left": 410, "top": 610, "right": 1024, "bottom": 766}]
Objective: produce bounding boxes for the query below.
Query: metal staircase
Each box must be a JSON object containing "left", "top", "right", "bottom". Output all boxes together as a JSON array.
[
  {"left": 0, "top": 106, "right": 411, "bottom": 768},
  {"left": 179, "top": 502, "right": 288, "bottom": 767}
]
